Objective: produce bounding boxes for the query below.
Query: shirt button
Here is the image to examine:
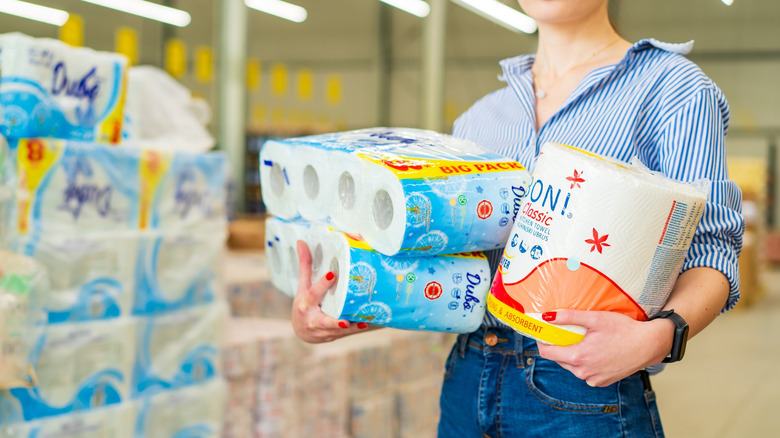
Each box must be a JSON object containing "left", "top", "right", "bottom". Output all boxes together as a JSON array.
[{"left": 485, "top": 333, "right": 498, "bottom": 346}]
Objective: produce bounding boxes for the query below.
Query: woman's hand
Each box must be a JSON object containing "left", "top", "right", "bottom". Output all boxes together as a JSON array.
[
  {"left": 536, "top": 310, "right": 674, "bottom": 387},
  {"left": 291, "top": 240, "right": 368, "bottom": 343}
]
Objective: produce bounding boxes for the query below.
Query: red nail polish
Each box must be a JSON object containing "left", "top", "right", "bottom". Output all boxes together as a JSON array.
[
  {"left": 357, "top": 322, "right": 368, "bottom": 329},
  {"left": 325, "top": 271, "right": 335, "bottom": 281},
  {"left": 542, "top": 311, "right": 557, "bottom": 322},
  {"left": 338, "top": 321, "right": 348, "bottom": 329}
]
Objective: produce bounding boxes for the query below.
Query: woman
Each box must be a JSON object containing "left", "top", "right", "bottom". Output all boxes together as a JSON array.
[{"left": 292, "top": 0, "right": 743, "bottom": 436}]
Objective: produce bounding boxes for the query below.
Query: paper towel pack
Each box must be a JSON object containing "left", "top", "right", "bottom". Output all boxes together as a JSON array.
[
  {"left": 311, "top": 225, "right": 491, "bottom": 333},
  {"left": 134, "top": 378, "right": 226, "bottom": 438},
  {"left": 0, "top": 318, "right": 136, "bottom": 423},
  {"left": 133, "top": 229, "right": 225, "bottom": 315},
  {"left": 260, "top": 127, "right": 532, "bottom": 256},
  {"left": 489, "top": 143, "right": 708, "bottom": 346},
  {"left": 0, "top": 251, "right": 46, "bottom": 390},
  {"left": 132, "top": 302, "right": 227, "bottom": 397},
  {"left": 12, "top": 232, "right": 137, "bottom": 323},
  {"left": 264, "top": 216, "right": 309, "bottom": 297},
  {"left": 0, "top": 403, "right": 136, "bottom": 438},
  {"left": 0, "top": 33, "right": 127, "bottom": 143},
  {"left": 15, "top": 138, "right": 141, "bottom": 235}
]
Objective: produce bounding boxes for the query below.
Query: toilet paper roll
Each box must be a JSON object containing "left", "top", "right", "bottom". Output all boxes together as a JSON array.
[
  {"left": 329, "top": 151, "right": 372, "bottom": 235},
  {"left": 134, "top": 378, "right": 226, "bottom": 438},
  {"left": 264, "top": 216, "right": 289, "bottom": 295},
  {"left": 15, "top": 139, "right": 141, "bottom": 235},
  {"left": 259, "top": 139, "right": 299, "bottom": 220},
  {"left": 133, "top": 302, "right": 228, "bottom": 397},
  {"left": 0, "top": 32, "right": 127, "bottom": 143},
  {"left": 1, "top": 318, "right": 136, "bottom": 422},
  {"left": 133, "top": 228, "right": 225, "bottom": 315},
  {"left": 489, "top": 142, "right": 709, "bottom": 346},
  {"left": 0, "top": 251, "right": 47, "bottom": 390},
  {"left": 314, "top": 226, "right": 491, "bottom": 333},
  {"left": 139, "top": 150, "right": 228, "bottom": 231},
  {"left": 12, "top": 232, "right": 137, "bottom": 323},
  {"left": 278, "top": 219, "right": 310, "bottom": 297},
  {"left": 292, "top": 145, "right": 335, "bottom": 223},
  {"left": 0, "top": 403, "right": 137, "bottom": 438}
]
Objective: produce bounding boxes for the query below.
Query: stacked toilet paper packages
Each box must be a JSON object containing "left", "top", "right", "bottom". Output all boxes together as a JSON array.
[
  {"left": 261, "top": 127, "right": 532, "bottom": 332},
  {"left": 0, "top": 137, "right": 229, "bottom": 436},
  {"left": 0, "top": 32, "right": 127, "bottom": 144},
  {"left": 489, "top": 143, "right": 708, "bottom": 346}
]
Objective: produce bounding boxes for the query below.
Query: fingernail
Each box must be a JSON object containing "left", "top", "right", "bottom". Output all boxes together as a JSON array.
[
  {"left": 542, "top": 311, "right": 557, "bottom": 322},
  {"left": 338, "top": 321, "right": 348, "bottom": 329},
  {"left": 325, "top": 271, "right": 335, "bottom": 281},
  {"left": 357, "top": 322, "right": 368, "bottom": 329}
]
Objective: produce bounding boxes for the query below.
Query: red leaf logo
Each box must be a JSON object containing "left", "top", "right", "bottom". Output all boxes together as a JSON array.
[
  {"left": 585, "top": 228, "right": 610, "bottom": 254},
  {"left": 566, "top": 169, "right": 585, "bottom": 189}
]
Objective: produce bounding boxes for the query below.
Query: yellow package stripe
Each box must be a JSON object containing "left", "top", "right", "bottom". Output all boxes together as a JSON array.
[
  {"left": 138, "top": 150, "right": 173, "bottom": 229},
  {"left": 356, "top": 153, "right": 526, "bottom": 179},
  {"left": 16, "top": 139, "right": 63, "bottom": 234},
  {"left": 487, "top": 294, "right": 584, "bottom": 346}
]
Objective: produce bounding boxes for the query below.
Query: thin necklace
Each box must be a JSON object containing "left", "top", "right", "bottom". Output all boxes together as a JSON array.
[{"left": 532, "top": 36, "right": 622, "bottom": 99}]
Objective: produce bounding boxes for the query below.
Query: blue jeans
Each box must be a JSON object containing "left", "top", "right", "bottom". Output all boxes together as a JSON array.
[{"left": 438, "top": 326, "right": 664, "bottom": 438}]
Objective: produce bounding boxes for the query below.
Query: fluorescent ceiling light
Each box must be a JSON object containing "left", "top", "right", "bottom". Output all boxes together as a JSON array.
[
  {"left": 0, "top": 0, "right": 69, "bottom": 26},
  {"left": 452, "top": 0, "right": 537, "bottom": 34},
  {"left": 379, "top": 0, "right": 430, "bottom": 18},
  {"left": 721, "top": 0, "right": 733, "bottom": 5},
  {"left": 244, "top": 0, "right": 308, "bottom": 23},
  {"left": 79, "top": 0, "right": 191, "bottom": 27}
]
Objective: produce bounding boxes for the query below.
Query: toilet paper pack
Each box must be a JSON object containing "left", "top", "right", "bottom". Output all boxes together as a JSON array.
[
  {"left": 132, "top": 302, "right": 228, "bottom": 397},
  {"left": 134, "top": 378, "right": 226, "bottom": 438},
  {"left": 138, "top": 150, "right": 228, "bottom": 231},
  {"left": 15, "top": 138, "right": 140, "bottom": 235},
  {"left": 264, "top": 216, "right": 309, "bottom": 297},
  {"left": 489, "top": 143, "right": 708, "bottom": 345},
  {"left": 0, "top": 318, "right": 136, "bottom": 422},
  {"left": 312, "top": 226, "right": 491, "bottom": 333},
  {"left": 260, "top": 127, "right": 532, "bottom": 256},
  {"left": 0, "top": 251, "right": 46, "bottom": 390},
  {"left": 0, "top": 403, "right": 136, "bottom": 438},
  {"left": 12, "top": 232, "right": 136, "bottom": 323},
  {"left": 133, "top": 228, "right": 225, "bottom": 315},
  {"left": 0, "top": 33, "right": 127, "bottom": 143}
]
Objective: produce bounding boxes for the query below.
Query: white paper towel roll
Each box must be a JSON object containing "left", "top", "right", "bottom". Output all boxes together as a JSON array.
[
  {"left": 259, "top": 140, "right": 299, "bottom": 220},
  {"left": 329, "top": 151, "right": 372, "bottom": 235},
  {"left": 489, "top": 142, "right": 708, "bottom": 346},
  {"left": 278, "top": 219, "right": 310, "bottom": 297},
  {"left": 292, "top": 145, "right": 334, "bottom": 222},
  {"left": 264, "top": 216, "right": 289, "bottom": 295},
  {"left": 312, "top": 226, "right": 491, "bottom": 333}
]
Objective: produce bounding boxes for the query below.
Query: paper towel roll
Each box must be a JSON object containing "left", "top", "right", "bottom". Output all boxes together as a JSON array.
[
  {"left": 133, "top": 227, "right": 225, "bottom": 315},
  {"left": 292, "top": 145, "right": 335, "bottom": 222},
  {"left": 264, "top": 216, "right": 290, "bottom": 295},
  {"left": 329, "top": 151, "right": 372, "bottom": 235},
  {"left": 1, "top": 318, "right": 136, "bottom": 422},
  {"left": 134, "top": 378, "right": 226, "bottom": 438},
  {"left": 133, "top": 302, "right": 228, "bottom": 397},
  {"left": 15, "top": 139, "right": 141, "bottom": 235},
  {"left": 278, "top": 219, "right": 310, "bottom": 297},
  {"left": 489, "top": 142, "right": 708, "bottom": 346},
  {"left": 313, "top": 226, "right": 491, "bottom": 333},
  {"left": 13, "top": 232, "right": 137, "bottom": 323},
  {"left": 0, "top": 32, "right": 127, "bottom": 143},
  {"left": 0, "top": 403, "right": 137, "bottom": 438},
  {"left": 259, "top": 139, "right": 299, "bottom": 219}
]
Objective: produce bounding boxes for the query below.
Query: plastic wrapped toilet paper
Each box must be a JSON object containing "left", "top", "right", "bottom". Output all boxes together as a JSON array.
[
  {"left": 489, "top": 143, "right": 708, "bottom": 346},
  {"left": 15, "top": 138, "right": 140, "bottom": 235},
  {"left": 0, "top": 318, "right": 136, "bottom": 422},
  {"left": 260, "top": 127, "right": 532, "bottom": 256},
  {"left": 312, "top": 226, "right": 491, "bottom": 333},
  {"left": 134, "top": 378, "right": 226, "bottom": 438},
  {"left": 0, "top": 32, "right": 127, "bottom": 143},
  {"left": 133, "top": 229, "right": 225, "bottom": 315},
  {"left": 138, "top": 150, "right": 228, "bottom": 231},
  {"left": 0, "top": 251, "right": 46, "bottom": 390},
  {"left": 0, "top": 403, "right": 136, "bottom": 437},
  {"left": 264, "top": 216, "right": 309, "bottom": 297},
  {"left": 132, "top": 302, "right": 228, "bottom": 397},
  {"left": 12, "top": 232, "right": 136, "bottom": 323}
]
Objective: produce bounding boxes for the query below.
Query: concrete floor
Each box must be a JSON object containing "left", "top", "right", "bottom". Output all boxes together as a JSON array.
[{"left": 652, "top": 269, "right": 780, "bottom": 437}]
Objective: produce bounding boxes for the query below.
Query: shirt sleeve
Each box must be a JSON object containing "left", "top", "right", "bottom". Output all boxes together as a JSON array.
[{"left": 656, "top": 86, "right": 744, "bottom": 312}]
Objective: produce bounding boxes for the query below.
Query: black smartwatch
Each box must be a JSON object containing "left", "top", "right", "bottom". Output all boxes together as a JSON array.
[{"left": 648, "top": 309, "right": 689, "bottom": 363}]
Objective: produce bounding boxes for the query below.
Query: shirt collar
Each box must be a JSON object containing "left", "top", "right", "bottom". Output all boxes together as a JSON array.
[{"left": 497, "top": 38, "right": 695, "bottom": 82}]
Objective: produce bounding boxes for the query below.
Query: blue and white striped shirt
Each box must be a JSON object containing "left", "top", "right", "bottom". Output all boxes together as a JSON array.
[{"left": 452, "top": 39, "right": 744, "bottom": 327}]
